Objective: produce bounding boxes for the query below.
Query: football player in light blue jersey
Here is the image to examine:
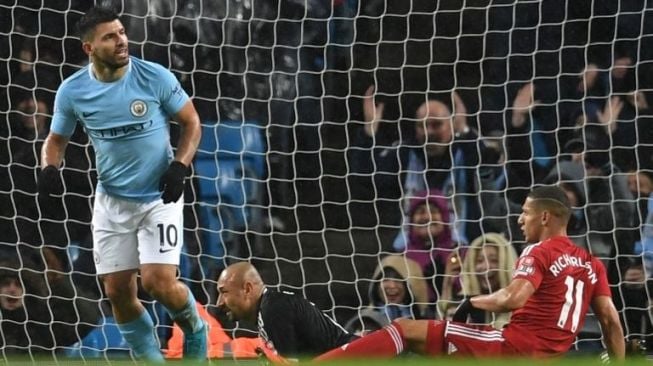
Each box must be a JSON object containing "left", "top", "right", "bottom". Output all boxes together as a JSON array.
[{"left": 39, "top": 7, "right": 206, "bottom": 362}]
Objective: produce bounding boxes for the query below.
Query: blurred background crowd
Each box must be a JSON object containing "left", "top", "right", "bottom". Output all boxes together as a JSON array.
[{"left": 0, "top": 0, "right": 652, "bottom": 358}]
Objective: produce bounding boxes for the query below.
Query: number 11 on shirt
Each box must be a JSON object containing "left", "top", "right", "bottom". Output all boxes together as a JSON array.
[{"left": 557, "top": 275, "right": 584, "bottom": 332}]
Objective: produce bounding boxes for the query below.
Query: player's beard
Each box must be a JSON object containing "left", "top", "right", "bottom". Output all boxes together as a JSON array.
[
  {"left": 94, "top": 50, "right": 129, "bottom": 70},
  {"left": 227, "top": 311, "right": 242, "bottom": 322}
]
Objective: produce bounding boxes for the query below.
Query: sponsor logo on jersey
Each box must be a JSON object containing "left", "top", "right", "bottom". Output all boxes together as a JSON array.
[
  {"left": 87, "top": 120, "right": 153, "bottom": 139},
  {"left": 130, "top": 100, "right": 148, "bottom": 117},
  {"left": 447, "top": 342, "right": 458, "bottom": 354}
]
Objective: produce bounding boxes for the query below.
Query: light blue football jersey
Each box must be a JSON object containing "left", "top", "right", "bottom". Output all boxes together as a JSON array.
[{"left": 51, "top": 57, "right": 189, "bottom": 202}]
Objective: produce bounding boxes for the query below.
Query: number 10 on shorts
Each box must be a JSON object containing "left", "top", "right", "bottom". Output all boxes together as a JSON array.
[{"left": 157, "top": 223, "right": 178, "bottom": 253}]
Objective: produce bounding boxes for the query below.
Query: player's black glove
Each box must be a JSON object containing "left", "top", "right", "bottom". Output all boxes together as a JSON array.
[
  {"left": 159, "top": 161, "right": 188, "bottom": 203},
  {"left": 38, "top": 165, "right": 64, "bottom": 197},
  {"left": 627, "top": 336, "right": 647, "bottom": 356},
  {"left": 452, "top": 297, "right": 476, "bottom": 323}
]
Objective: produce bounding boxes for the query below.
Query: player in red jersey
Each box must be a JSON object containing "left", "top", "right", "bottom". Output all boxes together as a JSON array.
[{"left": 316, "top": 185, "right": 625, "bottom": 361}]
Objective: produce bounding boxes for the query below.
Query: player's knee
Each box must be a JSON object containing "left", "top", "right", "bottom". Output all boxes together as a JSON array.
[
  {"left": 140, "top": 268, "right": 177, "bottom": 298},
  {"left": 393, "top": 318, "right": 428, "bottom": 343},
  {"left": 101, "top": 271, "right": 138, "bottom": 303},
  {"left": 140, "top": 275, "right": 166, "bottom": 297},
  {"left": 104, "top": 281, "right": 137, "bottom": 305}
]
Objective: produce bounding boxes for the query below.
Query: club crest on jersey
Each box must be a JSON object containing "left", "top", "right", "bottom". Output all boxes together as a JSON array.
[
  {"left": 514, "top": 256, "right": 535, "bottom": 276},
  {"left": 130, "top": 100, "right": 148, "bottom": 117}
]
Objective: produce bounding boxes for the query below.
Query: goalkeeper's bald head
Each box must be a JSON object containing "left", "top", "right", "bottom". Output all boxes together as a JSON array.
[
  {"left": 217, "top": 262, "right": 265, "bottom": 322},
  {"left": 228, "top": 261, "right": 264, "bottom": 288}
]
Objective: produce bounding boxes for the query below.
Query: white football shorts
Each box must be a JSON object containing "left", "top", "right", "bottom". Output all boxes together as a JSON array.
[{"left": 92, "top": 191, "right": 184, "bottom": 275}]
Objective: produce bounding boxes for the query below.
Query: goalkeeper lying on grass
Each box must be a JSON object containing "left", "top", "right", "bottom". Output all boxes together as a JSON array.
[
  {"left": 216, "top": 262, "right": 358, "bottom": 361},
  {"left": 316, "top": 186, "right": 625, "bottom": 362}
]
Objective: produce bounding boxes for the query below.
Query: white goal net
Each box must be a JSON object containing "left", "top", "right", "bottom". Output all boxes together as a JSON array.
[{"left": 1, "top": 0, "right": 652, "bottom": 360}]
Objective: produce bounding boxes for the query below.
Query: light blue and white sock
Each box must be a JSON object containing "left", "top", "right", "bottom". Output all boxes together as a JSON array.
[
  {"left": 167, "top": 287, "right": 204, "bottom": 334},
  {"left": 117, "top": 311, "right": 165, "bottom": 362}
]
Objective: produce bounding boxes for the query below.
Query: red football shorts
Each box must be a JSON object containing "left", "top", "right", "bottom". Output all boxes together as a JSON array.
[{"left": 425, "top": 320, "right": 518, "bottom": 357}]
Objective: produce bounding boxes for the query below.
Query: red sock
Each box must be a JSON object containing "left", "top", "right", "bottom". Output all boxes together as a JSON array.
[{"left": 314, "top": 323, "right": 406, "bottom": 360}]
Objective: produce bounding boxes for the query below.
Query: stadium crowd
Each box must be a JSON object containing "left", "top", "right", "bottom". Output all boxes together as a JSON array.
[{"left": 0, "top": 0, "right": 652, "bottom": 360}]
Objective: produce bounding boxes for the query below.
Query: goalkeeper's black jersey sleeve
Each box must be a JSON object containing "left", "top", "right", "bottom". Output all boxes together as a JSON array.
[{"left": 257, "top": 288, "right": 357, "bottom": 358}]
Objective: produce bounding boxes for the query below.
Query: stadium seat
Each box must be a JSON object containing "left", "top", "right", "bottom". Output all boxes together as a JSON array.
[
  {"left": 64, "top": 316, "right": 131, "bottom": 358},
  {"left": 193, "top": 120, "right": 266, "bottom": 276},
  {"left": 196, "top": 121, "right": 266, "bottom": 169}
]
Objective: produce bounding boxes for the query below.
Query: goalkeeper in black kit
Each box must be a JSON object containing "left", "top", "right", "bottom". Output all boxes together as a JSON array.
[{"left": 217, "top": 262, "right": 357, "bottom": 361}]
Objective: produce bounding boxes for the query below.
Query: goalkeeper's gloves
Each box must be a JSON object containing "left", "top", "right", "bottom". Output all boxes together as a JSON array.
[
  {"left": 452, "top": 297, "right": 477, "bottom": 323},
  {"left": 159, "top": 161, "right": 188, "bottom": 204},
  {"left": 38, "top": 165, "right": 64, "bottom": 197}
]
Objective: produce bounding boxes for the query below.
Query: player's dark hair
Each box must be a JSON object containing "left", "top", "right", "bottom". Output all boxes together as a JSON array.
[
  {"left": 528, "top": 185, "right": 572, "bottom": 222},
  {"left": 77, "top": 6, "right": 120, "bottom": 41}
]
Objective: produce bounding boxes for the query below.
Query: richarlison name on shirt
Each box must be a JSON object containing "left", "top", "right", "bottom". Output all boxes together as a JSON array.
[{"left": 549, "top": 253, "right": 598, "bottom": 284}]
